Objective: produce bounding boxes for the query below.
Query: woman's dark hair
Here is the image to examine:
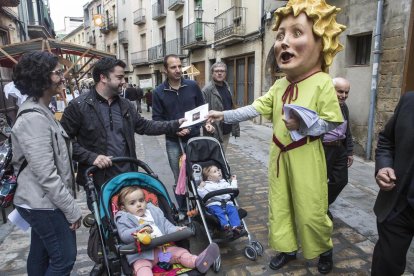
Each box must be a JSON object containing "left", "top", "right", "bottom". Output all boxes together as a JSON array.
[
  {"left": 92, "top": 57, "right": 126, "bottom": 83},
  {"left": 12, "top": 51, "right": 59, "bottom": 99}
]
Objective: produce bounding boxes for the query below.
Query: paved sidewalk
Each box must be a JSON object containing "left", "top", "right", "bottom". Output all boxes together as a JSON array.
[{"left": 0, "top": 112, "right": 413, "bottom": 275}]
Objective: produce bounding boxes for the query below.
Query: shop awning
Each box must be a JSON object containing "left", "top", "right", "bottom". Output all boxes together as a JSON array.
[
  {"left": 0, "top": 38, "right": 115, "bottom": 68},
  {"left": 182, "top": 65, "right": 200, "bottom": 77}
]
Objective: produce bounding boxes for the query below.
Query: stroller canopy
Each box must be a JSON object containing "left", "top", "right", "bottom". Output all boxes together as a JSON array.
[{"left": 99, "top": 172, "right": 173, "bottom": 220}]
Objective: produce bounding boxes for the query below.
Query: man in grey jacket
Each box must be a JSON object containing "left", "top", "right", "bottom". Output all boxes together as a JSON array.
[{"left": 202, "top": 61, "right": 240, "bottom": 152}]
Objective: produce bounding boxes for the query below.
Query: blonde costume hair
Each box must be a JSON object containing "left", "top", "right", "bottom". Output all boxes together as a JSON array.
[{"left": 273, "top": 0, "right": 346, "bottom": 72}]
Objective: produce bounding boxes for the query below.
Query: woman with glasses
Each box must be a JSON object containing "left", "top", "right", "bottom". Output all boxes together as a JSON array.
[{"left": 11, "top": 51, "right": 82, "bottom": 275}]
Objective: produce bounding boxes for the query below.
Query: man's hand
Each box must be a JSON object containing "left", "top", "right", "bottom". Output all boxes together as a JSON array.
[
  {"left": 69, "top": 217, "right": 82, "bottom": 231},
  {"left": 206, "top": 110, "right": 224, "bottom": 123},
  {"left": 176, "top": 128, "right": 190, "bottom": 136},
  {"left": 204, "top": 122, "right": 215, "bottom": 133},
  {"left": 347, "top": 155, "right": 354, "bottom": 167},
  {"left": 282, "top": 110, "right": 300, "bottom": 131},
  {"left": 375, "top": 167, "right": 396, "bottom": 191},
  {"left": 93, "top": 155, "right": 112, "bottom": 169}
]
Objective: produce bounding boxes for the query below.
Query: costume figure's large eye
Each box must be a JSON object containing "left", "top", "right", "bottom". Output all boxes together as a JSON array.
[{"left": 276, "top": 32, "right": 285, "bottom": 41}]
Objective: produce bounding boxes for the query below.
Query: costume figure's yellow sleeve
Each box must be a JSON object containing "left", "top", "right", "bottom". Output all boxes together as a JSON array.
[{"left": 317, "top": 77, "right": 343, "bottom": 123}]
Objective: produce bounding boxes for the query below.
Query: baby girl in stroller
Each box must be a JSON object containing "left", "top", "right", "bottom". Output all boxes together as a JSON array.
[
  {"left": 115, "top": 186, "right": 220, "bottom": 276},
  {"left": 197, "top": 165, "right": 246, "bottom": 239}
]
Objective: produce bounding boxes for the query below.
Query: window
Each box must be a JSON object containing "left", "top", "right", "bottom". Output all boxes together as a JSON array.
[
  {"left": 97, "top": 5, "right": 102, "bottom": 14},
  {"left": 0, "top": 29, "right": 10, "bottom": 46},
  {"left": 225, "top": 54, "right": 255, "bottom": 107},
  {"left": 347, "top": 33, "right": 372, "bottom": 66}
]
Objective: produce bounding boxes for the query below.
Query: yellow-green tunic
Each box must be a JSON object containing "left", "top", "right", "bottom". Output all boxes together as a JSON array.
[{"left": 252, "top": 72, "right": 343, "bottom": 259}]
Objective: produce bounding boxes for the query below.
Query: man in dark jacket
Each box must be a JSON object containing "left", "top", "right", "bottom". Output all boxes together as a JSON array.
[
  {"left": 61, "top": 58, "right": 181, "bottom": 189},
  {"left": 322, "top": 77, "right": 354, "bottom": 215},
  {"left": 371, "top": 91, "right": 414, "bottom": 276},
  {"left": 202, "top": 61, "right": 240, "bottom": 152}
]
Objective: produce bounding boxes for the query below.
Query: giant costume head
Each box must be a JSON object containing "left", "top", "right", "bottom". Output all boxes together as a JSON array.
[{"left": 273, "top": 0, "right": 346, "bottom": 72}]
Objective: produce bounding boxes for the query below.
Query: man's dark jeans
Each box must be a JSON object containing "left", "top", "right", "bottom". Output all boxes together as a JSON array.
[{"left": 16, "top": 206, "right": 77, "bottom": 276}]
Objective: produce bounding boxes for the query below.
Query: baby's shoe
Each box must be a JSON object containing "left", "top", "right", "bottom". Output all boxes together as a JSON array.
[
  {"left": 195, "top": 243, "right": 220, "bottom": 273},
  {"left": 233, "top": 225, "right": 247, "bottom": 237},
  {"left": 224, "top": 225, "right": 234, "bottom": 239}
]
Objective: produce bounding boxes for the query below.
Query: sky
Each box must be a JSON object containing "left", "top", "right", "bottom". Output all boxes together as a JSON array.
[{"left": 49, "top": 0, "right": 89, "bottom": 31}]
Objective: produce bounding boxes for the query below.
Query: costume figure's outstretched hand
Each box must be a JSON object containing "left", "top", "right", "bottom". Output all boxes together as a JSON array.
[{"left": 206, "top": 110, "right": 224, "bottom": 124}]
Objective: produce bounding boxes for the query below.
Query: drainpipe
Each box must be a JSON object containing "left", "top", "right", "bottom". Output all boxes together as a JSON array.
[
  {"left": 366, "top": 0, "right": 384, "bottom": 160},
  {"left": 365, "top": 0, "right": 384, "bottom": 159}
]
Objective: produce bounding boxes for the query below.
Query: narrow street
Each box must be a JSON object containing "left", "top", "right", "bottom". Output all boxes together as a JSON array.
[{"left": 0, "top": 110, "right": 413, "bottom": 275}]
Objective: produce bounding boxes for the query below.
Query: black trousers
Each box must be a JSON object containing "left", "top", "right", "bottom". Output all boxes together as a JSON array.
[
  {"left": 372, "top": 205, "right": 414, "bottom": 275},
  {"left": 323, "top": 144, "right": 348, "bottom": 205}
]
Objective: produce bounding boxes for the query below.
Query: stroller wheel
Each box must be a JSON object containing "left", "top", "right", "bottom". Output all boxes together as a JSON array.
[
  {"left": 244, "top": 245, "right": 258, "bottom": 261},
  {"left": 251, "top": 241, "right": 264, "bottom": 256},
  {"left": 212, "top": 255, "right": 221, "bottom": 273}
]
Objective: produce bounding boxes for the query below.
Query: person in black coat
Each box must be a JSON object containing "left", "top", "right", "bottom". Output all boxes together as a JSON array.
[{"left": 371, "top": 91, "right": 414, "bottom": 276}]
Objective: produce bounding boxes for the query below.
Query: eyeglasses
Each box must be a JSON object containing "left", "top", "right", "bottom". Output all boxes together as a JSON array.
[
  {"left": 50, "top": 69, "right": 64, "bottom": 77},
  {"left": 213, "top": 70, "right": 226, "bottom": 73}
]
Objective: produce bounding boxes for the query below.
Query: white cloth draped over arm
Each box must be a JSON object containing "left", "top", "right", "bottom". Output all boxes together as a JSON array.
[
  {"left": 298, "top": 119, "right": 340, "bottom": 137},
  {"left": 223, "top": 105, "right": 260, "bottom": 124}
]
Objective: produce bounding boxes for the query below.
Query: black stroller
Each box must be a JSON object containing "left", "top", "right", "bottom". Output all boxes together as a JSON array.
[
  {"left": 84, "top": 157, "right": 202, "bottom": 276},
  {"left": 183, "top": 137, "right": 264, "bottom": 268}
]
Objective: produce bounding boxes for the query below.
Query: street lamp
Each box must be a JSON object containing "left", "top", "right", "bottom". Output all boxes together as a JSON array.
[
  {"left": 194, "top": 5, "right": 203, "bottom": 21},
  {"left": 93, "top": 14, "right": 104, "bottom": 27}
]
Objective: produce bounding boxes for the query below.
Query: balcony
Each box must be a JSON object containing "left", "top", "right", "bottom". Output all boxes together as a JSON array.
[
  {"left": 119, "top": 30, "right": 128, "bottom": 44},
  {"left": 100, "top": 17, "right": 117, "bottom": 34},
  {"left": 214, "top": 6, "right": 246, "bottom": 47},
  {"left": 166, "top": 38, "right": 185, "bottom": 57},
  {"left": 0, "top": 0, "right": 20, "bottom": 7},
  {"left": 148, "top": 44, "right": 166, "bottom": 63},
  {"left": 131, "top": 50, "right": 148, "bottom": 65},
  {"left": 88, "top": 36, "right": 96, "bottom": 45},
  {"left": 182, "top": 21, "right": 208, "bottom": 50},
  {"left": 152, "top": 3, "right": 166, "bottom": 20},
  {"left": 168, "top": 0, "right": 184, "bottom": 11},
  {"left": 27, "top": 0, "right": 55, "bottom": 38},
  {"left": 133, "top": 8, "right": 146, "bottom": 25}
]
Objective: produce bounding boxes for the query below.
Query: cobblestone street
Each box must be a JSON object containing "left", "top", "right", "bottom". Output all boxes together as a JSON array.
[{"left": 0, "top": 115, "right": 413, "bottom": 275}]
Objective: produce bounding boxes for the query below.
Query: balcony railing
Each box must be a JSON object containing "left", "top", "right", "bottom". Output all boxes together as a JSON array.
[
  {"left": 133, "top": 8, "right": 146, "bottom": 25},
  {"left": 214, "top": 6, "right": 246, "bottom": 44},
  {"left": 168, "top": 0, "right": 184, "bottom": 11},
  {"left": 148, "top": 44, "right": 166, "bottom": 62},
  {"left": 88, "top": 36, "right": 96, "bottom": 45},
  {"left": 119, "top": 30, "right": 128, "bottom": 44},
  {"left": 131, "top": 50, "right": 148, "bottom": 65},
  {"left": 182, "top": 21, "right": 207, "bottom": 50},
  {"left": 100, "top": 17, "right": 117, "bottom": 34},
  {"left": 152, "top": 3, "right": 166, "bottom": 20},
  {"left": 166, "top": 38, "right": 185, "bottom": 56}
]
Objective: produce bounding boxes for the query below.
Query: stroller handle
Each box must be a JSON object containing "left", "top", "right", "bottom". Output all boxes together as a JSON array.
[{"left": 84, "top": 157, "right": 156, "bottom": 178}]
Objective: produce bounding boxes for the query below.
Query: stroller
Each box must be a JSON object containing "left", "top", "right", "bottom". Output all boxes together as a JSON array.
[
  {"left": 183, "top": 137, "right": 264, "bottom": 267},
  {"left": 84, "top": 157, "right": 204, "bottom": 276}
]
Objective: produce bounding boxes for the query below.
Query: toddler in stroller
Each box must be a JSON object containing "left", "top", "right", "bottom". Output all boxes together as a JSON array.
[
  {"left": 115, "top": 185, "right": 220, "bottom": 275},
  {"left": 197, "top": 165, "right": 246, "bottom": 239}
]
